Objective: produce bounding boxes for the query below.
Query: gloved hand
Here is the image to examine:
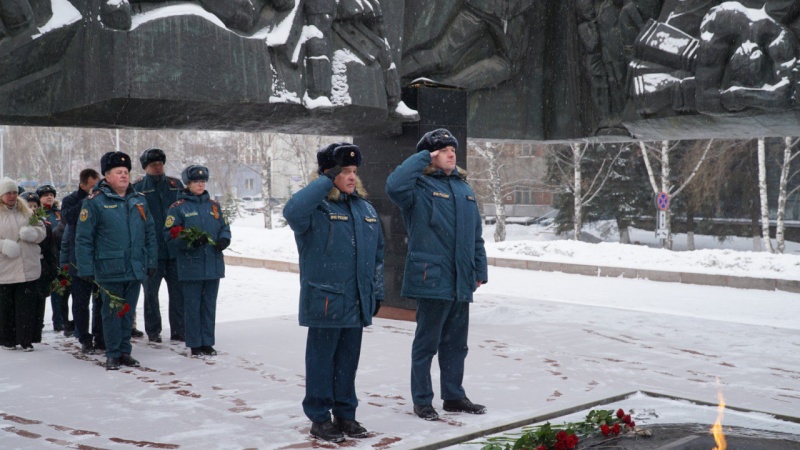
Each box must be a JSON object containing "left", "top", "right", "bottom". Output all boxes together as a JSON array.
[
  {"left": 19, "top": 225, "right": 40, "bottom": 242},
  {"left": 322, "top": 165, "right": 343, "bottom": 181},
  {"left": 215, "top": 237, "right": 230, "bottom": 252},
  {"left": 192, "top": 234, "right": 209, "bottom": 248},
  {"left": 0, "top": 239, "right": 21, "bottom": 258},
  {"left": 81, "top": 275, "right": 94, "bottom": 283},
  {"left": 373, "top": 301, "right": 381, "bottom": 317},
  {"left": 147, "top": 268, "right": 157, "bottom": 277}
]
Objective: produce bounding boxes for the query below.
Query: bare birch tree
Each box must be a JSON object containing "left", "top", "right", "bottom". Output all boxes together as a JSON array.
[
  {"left": 756, "top": 138, "right": 775, "bottom": 253},
  {"left": 471, "top": 140, "right": 507, "bottom": 242},
  {"left": 551, "top": 142, "right": 622, "bottom": 241},
  {"left": 639, "top": 139, "right": 713, "bottom": 249},
  {"left": 775, "top": 137, "right": 800, "bottom": 253}
]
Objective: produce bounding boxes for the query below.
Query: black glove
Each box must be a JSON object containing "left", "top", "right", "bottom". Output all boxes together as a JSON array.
[
  {"left": 322, "top": 165, "right": 343, "bottom": 180},
  {"left": 215, "top": 237, "right": 230, "bottom": 252},
  {"left": 147, "top": 268, "right": 157, "bottom": 277},
  {"left": 192, "top": 235, "right": 209, "bottom": 248},
  {"left": 373, "top": 301, "right": 381, "bottom": 317},
  {"left": 81, "top": 275, "right": 94, "bottom": 283}
]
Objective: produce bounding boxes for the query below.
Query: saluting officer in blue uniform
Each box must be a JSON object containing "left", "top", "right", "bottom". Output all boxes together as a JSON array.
[
  {"left": 132, "top": 148, "right": 185, "bottom": 343},
  {"left": 283, "top": 143, "right": 385, "bottom": 444},
  {"left": 386, "top": 128, "right": 489, "bottom": 421},
  {"left": 75, "top": 152, "right": 158, "bottom": 370},
  {"left": 163, "top": 165, "right": 230, "bottom": 358}
]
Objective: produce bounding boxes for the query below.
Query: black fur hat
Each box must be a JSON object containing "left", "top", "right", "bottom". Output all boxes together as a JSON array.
[
  {"left": 416, "top": 128, "right": 458, "bottom": 153},
  {"left": 100, "top": 151, "right": 132, "bottom": 175},
  {"left": 181, "top": 165, "right": 210, "bottom": 184},
  {"left": 317, "top": 142, "right": 362, "bottom": 172},
  {"left": 140, "top": 148, "right": 167, "bottom": 169},
  {"left": 36, "top": 184, "right": 56, "bottom": 197},
  {"left": 21, "top": 192, "right": 40, "bottom": 206}
]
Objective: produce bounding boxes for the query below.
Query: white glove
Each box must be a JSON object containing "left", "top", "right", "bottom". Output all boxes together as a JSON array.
[
  {"left": 1, "top": 239, "right": 21, "bottom": 258},
  {"left": 19, "top": 225, "right": 40, "bottom": 243}
]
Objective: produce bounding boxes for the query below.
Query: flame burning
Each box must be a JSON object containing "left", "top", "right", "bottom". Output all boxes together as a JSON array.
[{"left": 711, "top": 389, "right": 727, "bottom": 450}]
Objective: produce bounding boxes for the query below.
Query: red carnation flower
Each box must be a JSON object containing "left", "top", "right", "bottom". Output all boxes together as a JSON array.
[
  {"left": 63, "top": 264, "right": 70, "bottom": 271},
  {"left": 612, "top": 423, "right": 621, "bottom": 435},
  {"left": 616, "top": 408, "right": 625, "bottom": 418},
  {"left": 169, "top": 225, "right": 185, "bottom": 239},
  {"left": 536, "top": 446, "right": 546, "bottom": 450},
  {"left": 601, "top": 424, "right": 611, "bottom": 436},
  {"left": 117, "top": 302, "right": 131, "bottom": 318},
  {"left": 556, "top": 430, "right": 568, "bottom": 441},
  {"left": 623, "top": 414, "right": 632, "bottom": 424},
  {"left": 629, "top": 420, "right": 635, "bottom": 428},
  {"left": 59, "top": 279, "right": 68, "bottom": 287},
  {"left": 567, "top": 435, "right": 579, "bottom": 449},
  {"left": 554, "top": 441, "right": 566, "bottom": 450}
]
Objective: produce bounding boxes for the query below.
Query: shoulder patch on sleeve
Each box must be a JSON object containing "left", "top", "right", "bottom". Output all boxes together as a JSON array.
[
  {"left": 165, "top": 215, "right": 175, "bottom": 227},
  {"left": 79, "top": 209, "right": 89, "bottom": 222}
]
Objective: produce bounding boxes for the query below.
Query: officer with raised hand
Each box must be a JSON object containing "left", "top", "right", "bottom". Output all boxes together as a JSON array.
[
  {"left": 386, "top": 128, "right": 489, "bottom": 421},
  {"left": 133, "top": 148, "right": 185, "bottom": 344},
  {"left": 75, "top": 152, "right": 157, "bottom": 370},
  {"left": 283, "top": 143, "right": 385, "bottom": 443}
]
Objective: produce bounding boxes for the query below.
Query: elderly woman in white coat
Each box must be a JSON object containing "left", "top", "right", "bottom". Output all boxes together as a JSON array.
[{"left": 0, "top": 177, "right": 46, "bottom": 351}]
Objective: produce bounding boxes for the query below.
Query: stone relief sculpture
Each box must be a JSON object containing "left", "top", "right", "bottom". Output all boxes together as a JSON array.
[
  {"left": 585, "top": 0, "right": 800, "bottom": 123},
  {"left": 400, "top": 0, "right": 536, "bottom": 90},
  {"left": 97, "top": 0, "right": 293, "bottom": 33},
  {"left": 0, "top": 0, "right": 417, "bottom": 131},
  {"left": 298, "top": 0, "right": 416, "bottom": 119},
  {"left": 0, "top": 0, "right": 53, "bottom": 37}
]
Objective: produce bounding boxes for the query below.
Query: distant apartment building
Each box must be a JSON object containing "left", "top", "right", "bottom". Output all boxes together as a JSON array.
[{"left": 467, "top": 140, "right": 554, "bottom": 219}]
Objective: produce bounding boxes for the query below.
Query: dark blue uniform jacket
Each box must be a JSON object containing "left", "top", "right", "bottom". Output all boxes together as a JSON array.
[
  {"left": 164, "top": 190, "right": 230, "bottom": 281},
  {"left": 133, "top": 174, "right": 183, "bottom": 260},
  {"left": 283, "top": 176, "right": 385, "bottom": 328},
  {"left": 386, "top": 151, "right": 488, "bottom": 302},
  {"left": 75, "top": 181, "right": 157, "bottom": 283}
]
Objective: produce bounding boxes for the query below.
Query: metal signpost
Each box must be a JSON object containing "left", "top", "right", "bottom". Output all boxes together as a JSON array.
[{"left": 655, "top": 191, "right": 669, "bottom": 240}]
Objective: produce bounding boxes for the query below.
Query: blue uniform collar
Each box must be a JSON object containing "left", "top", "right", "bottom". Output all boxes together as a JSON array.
[
  {"left": 95, "top": 180, "right": 136, "bottom": 199},
  {"left": 179, "top": 190, "right": 210, "bottom": 202}
]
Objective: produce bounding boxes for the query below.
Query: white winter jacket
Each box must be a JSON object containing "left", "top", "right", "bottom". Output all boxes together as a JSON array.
[{"left": 0, "top": 200, "right": 45, "bottom": 284}]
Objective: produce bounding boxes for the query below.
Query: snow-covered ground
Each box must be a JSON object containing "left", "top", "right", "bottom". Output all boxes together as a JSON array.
[
  {"left": 229, "top": 212, "right": 800, "bottom": 280},
  {"left": 2, "top": 212, "right": 800, "bottom": 449}
]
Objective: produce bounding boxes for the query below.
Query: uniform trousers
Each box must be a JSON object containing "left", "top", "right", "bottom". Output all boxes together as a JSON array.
[
  {"left": 50, "top": 289, "right": 70, "bottom": 328},
  {"left": 143, "top": 258, "right": 183, "bottom": 338},
  {"left": 71, "top": 276, "right": 93, "bottom": 344},
  {"left": 411, "top": 298, "right": 469, "bottom": 406},
  {"left": 181, "top": 279, "right": 218, "bottom": 349},
  {"left": 303, "top": 326, "right": 363, "bottom": 423},
  {"left": 99, "top": 280, "right": 140, "bottom": 358}
]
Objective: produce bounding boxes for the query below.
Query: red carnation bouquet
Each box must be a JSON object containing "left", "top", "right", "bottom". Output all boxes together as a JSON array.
[
  {"left": 169, "top": 225, "right": 216, "bottom": 248},
  {"left": 480, "top": 408, "right": 636, "bottom": 450},
  {"left": 50, "top": 264, "right": 71, "bottom": 296}
]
